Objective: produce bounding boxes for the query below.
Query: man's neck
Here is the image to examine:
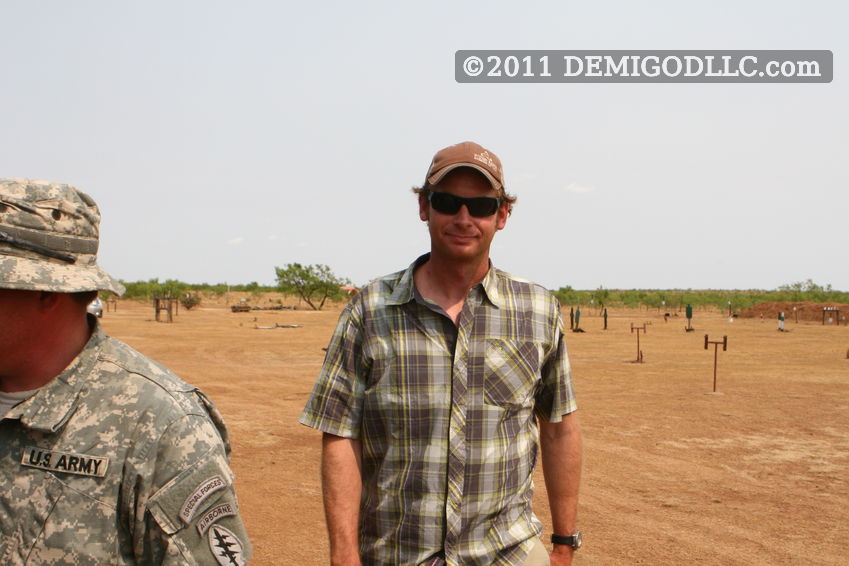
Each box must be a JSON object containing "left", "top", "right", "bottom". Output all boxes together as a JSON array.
[{"left": 414, "top": 253, "right": 490, "bottom": 324}]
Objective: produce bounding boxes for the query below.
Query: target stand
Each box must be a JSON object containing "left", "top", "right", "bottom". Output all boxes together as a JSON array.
[
  {"left": 704, "top": 334, "right": 728, "bottom": 394},
  {"left": 630, "top": 323, "right": 648, "bottom": 363},
  {"left": 154, "top": 297, "right": 176, "bottom": 323},
  {"left": 822, "top": 307, "right": 841, "bottom": 326}
]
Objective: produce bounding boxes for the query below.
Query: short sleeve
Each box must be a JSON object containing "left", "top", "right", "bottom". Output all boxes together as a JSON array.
[
  {"left": 535, "top": 297, "right": 577, "bottom": 422},
  {"left": 299, "top": 298, "right": 370, "bottom": 438}
]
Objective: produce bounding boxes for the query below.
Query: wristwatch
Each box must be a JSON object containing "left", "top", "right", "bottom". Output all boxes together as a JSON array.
[{"left": 550, "top": 531, "right": 582, "bottom": 550}]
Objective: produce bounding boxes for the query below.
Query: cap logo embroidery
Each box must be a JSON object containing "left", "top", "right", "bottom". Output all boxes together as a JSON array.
[
  {"left": 473, "top": 151, "right": 500, "bottom": 174},
  {"left": 208, "top": 524, "right": 247, "bottom": 566}
]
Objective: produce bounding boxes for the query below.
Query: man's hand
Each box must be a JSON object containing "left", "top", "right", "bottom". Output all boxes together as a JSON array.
[{"left": 550, "top": 545, "right": 575, "bottom": 566}]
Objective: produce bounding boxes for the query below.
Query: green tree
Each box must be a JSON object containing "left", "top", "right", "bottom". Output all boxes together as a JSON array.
[
  {"left": 555, "top": 286, "right": 578, "bottom": 306},
  {"left": 160, "top": 279, "right": 188, "bottom": 298},
  {"left": 275, "top": 263, "right": 350, "bottom": 310},
  {"left": 591, "top": 286, "right": 610, "bottom": 312}
]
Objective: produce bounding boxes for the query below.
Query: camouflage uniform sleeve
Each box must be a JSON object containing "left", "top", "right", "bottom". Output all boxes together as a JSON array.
[{"left": 125, "top": 407, "right": 252, "bottom": 565}]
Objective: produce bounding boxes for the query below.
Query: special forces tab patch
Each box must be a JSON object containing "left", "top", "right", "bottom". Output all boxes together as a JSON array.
[
  {"left": 21, "top": 446, "right": 109, "bottom": 478},
  {"left": 181, "top": 475, "right": 226, "bottom": 524},
  {"left": 208, "top": 524, "right": 247, "bottom": 566}
]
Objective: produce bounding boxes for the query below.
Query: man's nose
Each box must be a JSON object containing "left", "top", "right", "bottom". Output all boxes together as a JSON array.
[{"left": 454, "top": 204, "right": 473, "bottom": 222}]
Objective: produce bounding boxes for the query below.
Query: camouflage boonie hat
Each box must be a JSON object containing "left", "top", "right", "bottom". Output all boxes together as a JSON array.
[{"left": 0, "top": 178, "right": 125, "bottom": 294}]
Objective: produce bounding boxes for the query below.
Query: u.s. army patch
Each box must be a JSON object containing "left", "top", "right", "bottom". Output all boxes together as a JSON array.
[
  {"left": 181, "top": 475, "right": 226, "bottom": 524},
  {"left": 196, "top": 502, "right": 238, "bottom": 535},
  {"left": 21, "top": 446, "right": 109, "bottom": 478},
  {"left": 208, "top": 524, "right": 247, "bottom": 566}
]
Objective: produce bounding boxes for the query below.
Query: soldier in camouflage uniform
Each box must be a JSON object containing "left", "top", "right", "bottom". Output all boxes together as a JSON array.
[{"left": 0, "top": 179, "right": 252, "bottom": 565}]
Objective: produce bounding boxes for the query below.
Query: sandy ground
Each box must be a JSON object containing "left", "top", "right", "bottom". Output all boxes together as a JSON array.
[{"left": 100, "top": 299, "right": 849, "bottom": 565}]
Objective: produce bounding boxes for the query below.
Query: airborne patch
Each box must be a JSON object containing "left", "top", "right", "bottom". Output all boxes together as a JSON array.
[
  {"left": 208, "top": 524, "right": 247, "bottom": 566},
  {"left": 180, "top": 475, "right": 226, "bottom": 524},
  {"left": 196, "top": 502, "right": 238, "bottom": 535},
  {"left": 21, "top": 446, "right": 109, "bottom": 478}
]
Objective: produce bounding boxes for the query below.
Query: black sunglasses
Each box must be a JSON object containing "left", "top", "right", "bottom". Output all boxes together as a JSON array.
[{"left": 428, "top": 191, "right": 503, "bottom": 217}]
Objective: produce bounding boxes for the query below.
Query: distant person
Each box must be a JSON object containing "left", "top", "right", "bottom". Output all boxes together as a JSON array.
[
  {"left": 0, "top": 179, "right": 251, "bottom": 565},
  {"left": 301, "top": 143, "right": 583, "bottom": 565}
]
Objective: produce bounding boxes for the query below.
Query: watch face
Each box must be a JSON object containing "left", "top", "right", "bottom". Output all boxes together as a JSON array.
[{"left": 573, "top": 531, "right": 583, "bottom": 548}]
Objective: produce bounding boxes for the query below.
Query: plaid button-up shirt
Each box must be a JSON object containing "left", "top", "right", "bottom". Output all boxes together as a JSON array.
[{"left": 300, "top": 255, "right": 577, "bottom": 566}]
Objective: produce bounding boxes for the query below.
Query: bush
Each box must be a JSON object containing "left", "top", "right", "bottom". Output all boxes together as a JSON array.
[{"left": 180, "top": 292, "right": 202, "bottom": 310}]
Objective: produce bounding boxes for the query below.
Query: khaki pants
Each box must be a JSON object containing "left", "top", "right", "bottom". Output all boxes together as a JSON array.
[
  {"left": 521, "top": 537, "right": 550, "bottom": 566},
  {"left": 420, "top": 538, "right": 549, "bottom": 566}
]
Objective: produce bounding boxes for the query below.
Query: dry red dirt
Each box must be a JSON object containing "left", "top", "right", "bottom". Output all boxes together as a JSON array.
[{"left": 100, "top": 299, "right": 849, "bottom": 565}]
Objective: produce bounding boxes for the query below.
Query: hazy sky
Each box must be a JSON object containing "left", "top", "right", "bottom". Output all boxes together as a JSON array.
[{"left": 2, "top": 1, "right": 846, "bottom": 291}]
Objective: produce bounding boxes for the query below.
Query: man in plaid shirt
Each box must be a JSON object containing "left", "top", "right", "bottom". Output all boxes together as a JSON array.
[{"left": 301, "top": 142, "right": 583, "bottom": 566}]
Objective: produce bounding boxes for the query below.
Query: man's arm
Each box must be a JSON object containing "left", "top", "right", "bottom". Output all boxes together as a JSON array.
[
  {"left": 322, "top": 433, "right": 363, "bottom": 566},
  {"left": 539, "top": 411, "right": 583, "bottom": 566},
  {"left": 129, "top": 414, "right": 253, "bottom": 566}
]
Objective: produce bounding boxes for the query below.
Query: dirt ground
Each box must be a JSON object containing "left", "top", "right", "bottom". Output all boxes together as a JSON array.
[{"left": 100, "top": 299, "right": 849, "bottom": 565}]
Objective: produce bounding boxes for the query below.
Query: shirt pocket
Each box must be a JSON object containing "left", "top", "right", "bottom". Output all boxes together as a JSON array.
[
  {"left": 483, "top": 339, "right": 541, "bottom": 408},
  {"left": 4, "top": 472, "right": 119, "bottom": 566}
]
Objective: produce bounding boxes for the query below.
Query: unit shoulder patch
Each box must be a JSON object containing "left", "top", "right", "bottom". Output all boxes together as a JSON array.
[
  {"left": 208, "top": 524, "right": 247, "bottom": 566},
  {"left": 196, "top": 502, "right": 238, "bottom": 535}
]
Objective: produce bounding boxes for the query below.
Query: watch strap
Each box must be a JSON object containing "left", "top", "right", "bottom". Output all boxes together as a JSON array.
[{"left": 551, "top": 532, "right": 581, "bottom": 548}]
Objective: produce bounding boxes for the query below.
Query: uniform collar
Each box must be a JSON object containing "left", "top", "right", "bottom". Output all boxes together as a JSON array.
[
  {"left": 5, "top": 324, "right": 107, "bottom": 433},
  {"left": 387, "top": 253, "right": 502, "bottom": 308}
]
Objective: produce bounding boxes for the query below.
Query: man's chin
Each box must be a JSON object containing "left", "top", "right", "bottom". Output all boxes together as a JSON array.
[{"left": 437, "top": 245, "right": 485, "bottom": 262}]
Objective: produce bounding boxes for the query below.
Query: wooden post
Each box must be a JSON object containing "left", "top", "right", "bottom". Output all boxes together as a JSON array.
[
  {"left": 631, "top": 323, "right": 648, "bottom": 363},
  {"left": 704, "top": 334, "right": 728, "bottom": 393}
]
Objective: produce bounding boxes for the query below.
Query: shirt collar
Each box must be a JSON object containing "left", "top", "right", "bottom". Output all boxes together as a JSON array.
[
  {"left": 6, "top": 324, "right": 107, "bottom": 433},
  {"left": 479, "top": 263, "right": 502, "bottom": 308},
  {"left": 386, "top": 253, "right": 502, "bottom": 308}
]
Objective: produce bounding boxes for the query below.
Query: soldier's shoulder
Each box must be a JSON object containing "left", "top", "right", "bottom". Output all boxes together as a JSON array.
[{"left": 96, "top": 337, "right": 206, "bottom": 416}]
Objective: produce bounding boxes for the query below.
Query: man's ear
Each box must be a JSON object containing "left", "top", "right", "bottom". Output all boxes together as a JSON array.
[
  {"left": 495, "top": 204, "right": 509, "bottom": 231},
  {"left": 419, "top": 195, "right": 429, "bottom": 221},
  {"left": 38, "top": 291, "right": 59, "bottom": 305},
  {"left": 37, "top": 291, "right": 61, "bottom": 311}
]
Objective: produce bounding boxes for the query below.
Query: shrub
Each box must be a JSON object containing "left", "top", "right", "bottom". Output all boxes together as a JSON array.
[{"left": 180, "top": 292, "right": 202, "bottom": 310}]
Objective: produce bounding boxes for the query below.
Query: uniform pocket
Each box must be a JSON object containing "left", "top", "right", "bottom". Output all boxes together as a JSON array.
[
  {"left": 5, "top": 473, "right": 119, "bottom": 565},
  {"left": 483, "top": 340, "right": 541, "bottom": 408}
]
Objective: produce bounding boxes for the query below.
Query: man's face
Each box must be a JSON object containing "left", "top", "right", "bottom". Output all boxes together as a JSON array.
[
  {"left": 0, "top": 288, "right": 40, "bottom": 382},
  {"left": 419, "top": 168, "right": 508, "bottom": 264}
]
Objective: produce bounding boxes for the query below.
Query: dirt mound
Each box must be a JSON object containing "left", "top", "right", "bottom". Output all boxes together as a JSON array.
[{"left": 739, "top": 301, "right": 848, "bottom": 323}]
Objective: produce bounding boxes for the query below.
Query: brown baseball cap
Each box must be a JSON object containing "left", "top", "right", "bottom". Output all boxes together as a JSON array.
[{"left": 426, "top": 141, "right": 504, "bottom": 191}]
